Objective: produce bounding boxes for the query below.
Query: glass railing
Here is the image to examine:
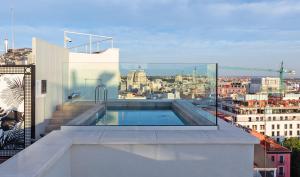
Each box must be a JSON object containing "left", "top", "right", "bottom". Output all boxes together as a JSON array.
[{"left": 61, "top": 62, "right": 218, "bottom": 126}]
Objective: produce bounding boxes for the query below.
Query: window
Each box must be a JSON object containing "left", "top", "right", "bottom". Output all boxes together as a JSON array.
[
  {"left": 279, "top": 156, "right": 284, "bottom": 163},
  {"left": 248, "top": 117, "right": 251, "bottom": 122},
  {"left": 277, "top": 131, "right": 280, "bottom": 136},
  {"left": 280, "top": 116, "right": 283, "bottom": 121},
  {"left": 290, "top": 124, "right": 293, "bottom": 129},
  {"left": 279, "top": 167, "right": 284, "bottom": 176},
  {"left": 290, "top": 131, "right": 293, "bottom": 136},
  {"left": 297, "top": 131, "right": 300, "bottom": 136},
  {"left": 277, "top": 124, "right": 280, "bottom": 129},
  {"left": 256, "top": 117, "right": 259, "bottom": 121},
  {"left": 253, "top": 125, "right": 257, "bottom": 130},
  {"left": 272, "top": 124, "right": 275, "bottom": 130},
  {"left": 298, "top": 124, "right": 300, "bottom": 129},
  {"left": 285, "top": 124, "right": 287, "bottom": 129},
  {"left": 268, "top": 117, "right": 271, "bottom": 121},
  {"left": 284, "top": 131, "right": 287, "bottom": 136},
  {"left": 285, "top": 116, "right": 288, "bottom": 120},
  {"left": 271, "top": 156, "right": 275, "bottom": 161},
  {"left": 272, "top": 131, "right": 275, "bottom": 136},
  {"left": 273, "top": 116, "right": 276, "bottom": 121},
  {"left": 41, "top": 80, "right": 47, "bottom": 94},
  {"left": 277, "top": 138, "right": 280, "bottom": 142},
  {"left": 260, "top": 117, "right": 263, "bottom": 121},
  {"left": 260, "top": 125, "right": 265, "bottom": 130}
]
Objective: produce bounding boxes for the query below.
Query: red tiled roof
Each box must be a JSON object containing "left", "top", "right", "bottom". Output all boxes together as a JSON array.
[{"left": 250, "top": 131, "right": 291, "bottom": 153}]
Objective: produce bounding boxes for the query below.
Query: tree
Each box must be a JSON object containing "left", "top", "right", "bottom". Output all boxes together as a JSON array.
[
  {"left": 283, "top": 138, "right": 300, "bottom": 177},
  {"left": 283, "top": 137, "right": 300, "bottom": 151}
]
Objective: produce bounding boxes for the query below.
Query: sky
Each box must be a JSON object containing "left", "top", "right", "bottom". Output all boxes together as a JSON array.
[{"left": 0, "top": 0, "right": 299, "bottom": 76}]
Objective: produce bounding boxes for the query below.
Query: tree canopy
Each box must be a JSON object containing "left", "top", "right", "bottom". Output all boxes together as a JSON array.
[{"left": 283, "top": 137, "right": 300, "bottom": 151}]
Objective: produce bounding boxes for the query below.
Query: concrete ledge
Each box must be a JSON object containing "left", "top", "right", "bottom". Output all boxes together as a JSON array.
[
  {"left": 0, "top": 119, "right": 259, "bottom": 177},
  {"left": 62, "top": 125, "right": 218, "bottom": 131},
  {"left": 107, "top": 99, "right": 172, "bottom": 109},
  {"left": 172, "top": 100, "right": 215, "bottom": 126},
  {"left": 66, "top": 104, "right": 105, "bottom": 126}
]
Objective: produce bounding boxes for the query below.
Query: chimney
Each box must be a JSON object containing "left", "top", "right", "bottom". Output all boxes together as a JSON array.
[{"left": 4, "top": 39, "right": 8, "bottom": 53}]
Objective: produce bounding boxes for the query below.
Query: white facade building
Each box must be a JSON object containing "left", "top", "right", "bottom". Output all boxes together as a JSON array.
[
  {"left": 220, "top": 102, "right": 300, "bottom": 142},
  {"left": 249, "top": 77, "right": 280, "bottom": 94}
]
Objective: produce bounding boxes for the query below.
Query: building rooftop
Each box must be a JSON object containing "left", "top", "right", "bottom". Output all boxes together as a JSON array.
[{"left": 250, "top": 131, "right": 291, "bottom": 153}]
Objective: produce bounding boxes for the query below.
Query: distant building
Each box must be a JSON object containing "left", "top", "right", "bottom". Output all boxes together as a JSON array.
[
  {"left": 216, "top": 111, "right": 291, "bottom": 177},
  {"left": 162, "top": 92, "right": 180, "bottom": 99},
  {"left": 253, "top": 145, "right": 277, "bottom": 177},
  {"left": 249, "top": 77, "right": 281, "bottom": 94},
  {"left": 251, "top": 131, "right": 291, "bottom": 177},
  {"left": 127, "top": 68, "right": 147, "bottom": 91},
  {"left": 0, "top": 48, "right": 32, "bottom": 65},
  {"left": 283, "top": 93, "right": 300, "bottom": 100},
  {"left": 219, "top": 96, "right": 300, "bottom": 142},
  {"left": 175, "top": 75, "right": 183, "bottom": 82}
]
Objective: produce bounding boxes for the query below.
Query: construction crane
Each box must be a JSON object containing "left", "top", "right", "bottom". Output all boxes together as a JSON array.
[{"left": 220, "top": 61, "right": 296, "bottom": 94}]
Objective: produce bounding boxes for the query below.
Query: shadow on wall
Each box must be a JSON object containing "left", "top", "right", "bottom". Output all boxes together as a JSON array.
[
  {"left": 71, "top": 70, "right": 78, "bottom": 91},
  {"left": 69, "top": 70, "right": 117, "bottom": 101}
]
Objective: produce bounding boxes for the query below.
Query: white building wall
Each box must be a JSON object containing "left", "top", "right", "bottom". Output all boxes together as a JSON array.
[
  {"left": 68, "top": 49, "right": 119, "bottom": 100},
  {"left": 235, "top": 114, "right": 300, "bottom": 141},
  {"left": 71, "top": 144, "right": 254, "bottom": 177},
  {"left": 41, "top": 150, "right": 71, "bottom": 177},
  {"left": 32, "top": 38, "right": 69, "bottom": 138}
]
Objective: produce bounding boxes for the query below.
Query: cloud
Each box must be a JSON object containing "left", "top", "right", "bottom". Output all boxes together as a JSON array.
[
  {"left": 0, "top": 0, "right": 300, "bottom": 75},
  {"left": 207, "top": 1, "right": 300, "bottom": 16}
]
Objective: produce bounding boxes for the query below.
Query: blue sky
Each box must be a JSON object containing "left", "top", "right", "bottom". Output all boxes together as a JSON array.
[{"left": 0, "top": 0, "right": 300, "bottom": 76}]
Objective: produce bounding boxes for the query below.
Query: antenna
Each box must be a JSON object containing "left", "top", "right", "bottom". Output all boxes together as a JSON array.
[
  {"left": 4, "top": 39, "right": 8, "bottom": 53},
  {"left": 10, "top": 7, "right": 15, "bottom": 51}
]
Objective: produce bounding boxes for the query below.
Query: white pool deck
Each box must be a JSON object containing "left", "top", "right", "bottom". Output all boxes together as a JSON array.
[{"left": 0, "top": 119, "right": 258, "bottom": 177}]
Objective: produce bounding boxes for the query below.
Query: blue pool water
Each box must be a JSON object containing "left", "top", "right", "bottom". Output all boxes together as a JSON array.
[{"left": 95, "top": 110, "right": 184, "bottom": 126}]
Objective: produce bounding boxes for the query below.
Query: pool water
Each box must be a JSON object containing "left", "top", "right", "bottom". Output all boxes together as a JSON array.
[{"left": 95, "top": 110, "right": 184, "bottom": 126}]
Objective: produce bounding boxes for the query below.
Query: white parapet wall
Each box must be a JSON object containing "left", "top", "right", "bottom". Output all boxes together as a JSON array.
[
  {"left": 0, "top": 120, "right": 259, "bottom": 177},
  {"left": 68, "top": 49, "right": 120, "bottom": 100},
  {"left": 32, "top": 38, "right": 70, "bottom": 138}
]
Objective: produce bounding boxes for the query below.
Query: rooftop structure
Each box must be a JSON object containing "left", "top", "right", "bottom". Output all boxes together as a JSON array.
[{"left": 0, "top": 35, "right": 258, "bottom": 177}]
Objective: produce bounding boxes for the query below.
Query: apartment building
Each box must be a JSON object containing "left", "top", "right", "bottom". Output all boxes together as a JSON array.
[
  {"left": 251, "top": 131, "right": 291, "bottom": 177},
  {"left": 249, "top": 77, "right": 281, "bottom": 94},
  {"left": 219, "top": 94, "right": 300, "bottom": 142},
  {"left": 218, "top": 77, "right": 249, "bottom": 98}
]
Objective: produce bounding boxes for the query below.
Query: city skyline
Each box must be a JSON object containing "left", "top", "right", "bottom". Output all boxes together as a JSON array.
[{"left": 0, "top": 0, "right": 299, "bottom": 76}]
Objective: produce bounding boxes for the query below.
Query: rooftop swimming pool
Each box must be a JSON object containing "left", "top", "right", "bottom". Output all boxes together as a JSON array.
[
  {"left": 65, "top": 100, "right": 217, "bottom": 128},
  {"left": 94, "top": 109, "right": 185, "bottom": 126}
]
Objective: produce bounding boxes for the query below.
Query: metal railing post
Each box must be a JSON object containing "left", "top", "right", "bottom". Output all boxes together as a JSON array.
[{"left": 89, "top": 34, "right": 92, "bottom": 54}]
